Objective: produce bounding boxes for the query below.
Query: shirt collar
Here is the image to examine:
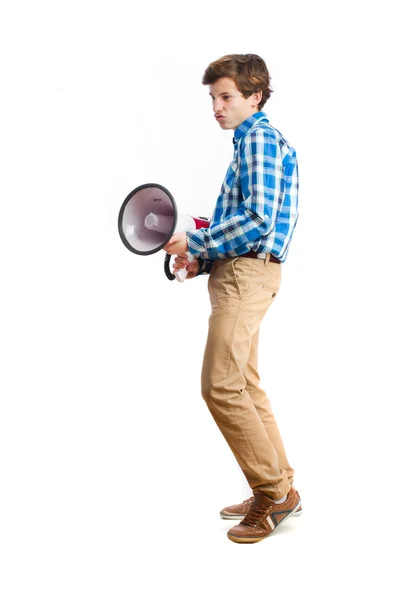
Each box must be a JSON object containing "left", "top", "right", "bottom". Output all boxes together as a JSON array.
[{"left": 232, "top": 111, "right": 269, "bottom": 144}]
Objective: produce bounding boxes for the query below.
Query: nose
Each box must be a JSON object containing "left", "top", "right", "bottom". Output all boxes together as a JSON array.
[{"left": 213, "top": 98, "right": 222, "bottom": 113}]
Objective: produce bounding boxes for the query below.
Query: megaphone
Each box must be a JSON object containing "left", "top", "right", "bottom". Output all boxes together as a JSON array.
[{"left": 118, "top": 183, "right": 210, "bottom": 282}]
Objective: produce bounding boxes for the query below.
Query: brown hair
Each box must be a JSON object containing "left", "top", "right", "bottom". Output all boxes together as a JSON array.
[{"left": 202, "top": 54, "right": 273, "bottom": 110}]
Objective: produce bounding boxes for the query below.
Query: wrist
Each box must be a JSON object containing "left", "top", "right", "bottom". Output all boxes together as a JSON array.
[{"left": 195, "top": 256, "right": 205, "bottom": 276}]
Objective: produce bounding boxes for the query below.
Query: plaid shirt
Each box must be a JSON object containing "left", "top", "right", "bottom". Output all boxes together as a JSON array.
[{"left": 186, "top": 111, "right": 299, "bottom": 274}]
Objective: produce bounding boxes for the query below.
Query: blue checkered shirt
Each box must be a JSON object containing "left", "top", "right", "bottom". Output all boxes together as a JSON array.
[{"left": 186, "top": 111, "right": 299, "bottom": 274}]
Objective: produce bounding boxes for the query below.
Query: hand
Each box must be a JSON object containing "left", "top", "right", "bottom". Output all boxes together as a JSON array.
[
  {"left": 173, "top": 253, "right": 200, "bottom": 280},
  {"left": 163, "top": 232, "right": 188, "bottom": 255}
]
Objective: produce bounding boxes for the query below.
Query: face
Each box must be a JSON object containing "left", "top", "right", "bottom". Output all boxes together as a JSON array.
[{"left": 209, "top": 77, "right": 262, "bottom": 130}]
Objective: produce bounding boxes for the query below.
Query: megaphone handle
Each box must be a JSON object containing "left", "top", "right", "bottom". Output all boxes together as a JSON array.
[{"left": 175, "top": 251, "right": 193, "bottom": 283}]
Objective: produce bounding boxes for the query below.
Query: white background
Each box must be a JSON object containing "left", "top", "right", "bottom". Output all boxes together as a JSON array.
[{"left": 1, "top": 1, "right": 399, "bottom": 598}]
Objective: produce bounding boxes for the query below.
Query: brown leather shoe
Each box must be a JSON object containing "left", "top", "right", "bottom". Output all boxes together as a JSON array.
[
  {"left": 227, "top": 487, "right": 301, "bottom": 544},
  {"left": 220, "top": 496, "right": 254, "bottom": 519},
  {"left": 220, "top": 487, "right": 302, "bottom": 519},
  {"left": 291, "top": 486, "right": 303, "bottom": 517}
]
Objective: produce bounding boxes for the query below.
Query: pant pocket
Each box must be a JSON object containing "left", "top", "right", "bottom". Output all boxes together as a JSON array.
[
  {"left": 261, "top": 283, "right": 279, "bottom": 302},
  {"left": 231, "top": 257, "right": 254, "bottom": 300}
]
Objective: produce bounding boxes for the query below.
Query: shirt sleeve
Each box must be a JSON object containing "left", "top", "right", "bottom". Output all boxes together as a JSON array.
[{"left": 186, "top": 130, "right": 283, "bottom": 259}]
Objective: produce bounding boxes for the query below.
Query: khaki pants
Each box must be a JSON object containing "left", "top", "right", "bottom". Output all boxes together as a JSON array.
[{"left": 201, "top": 254, "right": 294, "bottom": 500}]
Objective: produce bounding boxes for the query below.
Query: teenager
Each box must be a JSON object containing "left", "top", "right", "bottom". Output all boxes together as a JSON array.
[{"left": 163, "top": 54, "right": 301, "bottom": 544}]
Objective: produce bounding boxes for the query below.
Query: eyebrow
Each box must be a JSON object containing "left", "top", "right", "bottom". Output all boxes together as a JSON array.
[{"left": 209, "top": 91, "right": 232, "bottom": 97}]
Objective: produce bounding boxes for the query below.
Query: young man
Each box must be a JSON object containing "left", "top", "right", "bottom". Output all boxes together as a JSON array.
[{"left": 163, "top": 54, "right": 301, "bottom": 544}]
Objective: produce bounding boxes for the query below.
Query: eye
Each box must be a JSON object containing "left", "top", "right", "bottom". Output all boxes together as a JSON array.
[{"left": 211, "top": 95, "right": 231, "bottom": 100}]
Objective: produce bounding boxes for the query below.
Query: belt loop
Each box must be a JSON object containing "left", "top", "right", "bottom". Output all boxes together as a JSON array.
[{"left": 264, "top": 253, "right": 270, "bottom": 265}]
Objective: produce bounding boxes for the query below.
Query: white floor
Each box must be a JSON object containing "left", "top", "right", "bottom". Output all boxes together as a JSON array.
[{"left": 6, "top": 487, "right": 391, "bottom": 600}]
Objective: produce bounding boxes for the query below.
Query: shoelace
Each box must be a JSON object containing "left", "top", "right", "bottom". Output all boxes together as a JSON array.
[{"left": 242, "top": 503, "right": 272, "bottom": 527}]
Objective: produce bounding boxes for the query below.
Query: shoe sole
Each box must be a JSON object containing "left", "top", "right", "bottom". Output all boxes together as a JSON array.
[
  {"left": 227, "top": 499, "right": 302, "bottom": 544},
  {"left": 220, "top": 506, "right": 302, "bottom": 520}
]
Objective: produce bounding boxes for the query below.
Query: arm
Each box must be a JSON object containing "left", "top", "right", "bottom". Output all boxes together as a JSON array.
[{"left": 186, "top": 130, "right": 283, "bottom": 259}]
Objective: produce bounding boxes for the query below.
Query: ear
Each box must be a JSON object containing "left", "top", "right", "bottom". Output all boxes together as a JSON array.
[{"left": 251, "top": 90, "right": 263, "bottom": 108}]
